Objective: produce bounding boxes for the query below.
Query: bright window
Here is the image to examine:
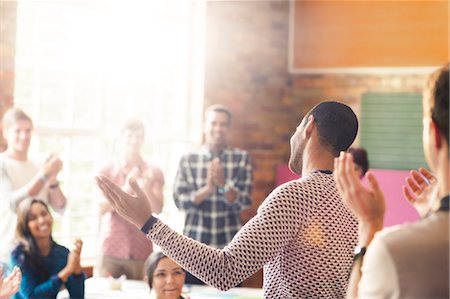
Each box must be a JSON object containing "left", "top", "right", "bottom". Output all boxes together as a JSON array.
[{"left": 14, "top": 1, "right": 205, "bottom": 259}]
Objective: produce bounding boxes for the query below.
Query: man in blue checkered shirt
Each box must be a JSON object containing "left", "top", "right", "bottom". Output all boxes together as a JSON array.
[{"left": 173, "top": 104, "right": 252, "bottom": 284}]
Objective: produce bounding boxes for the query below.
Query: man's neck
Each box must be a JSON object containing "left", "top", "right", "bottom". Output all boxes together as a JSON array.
[
  {"left": 5, "top": 149, "right": 27, "bottom": 161},
  {"left": 208, "top": 143, "right": 226, "bottom": 154},
  {"left": 437, "top": 159, "right": 449, "bottom": 199},
  {"left": 122, "top": 152, "right": 142, "bottom": 168},
  {"left": 301, "top": 147, "right": 335, "bottom": 176}
]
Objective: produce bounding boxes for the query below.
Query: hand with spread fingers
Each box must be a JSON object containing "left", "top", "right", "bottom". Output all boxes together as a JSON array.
[
  {"left": 402, "top": 168, "right": 438, "bottom": 217},
  {"left": 0, "top": 266, "right": 21, "bottom": 299},
  {"left": 334, "top": 151, "right": 386, "bottom": 245},
  {"left": 96, "top": 175, "right": 152, "bottom": 229}
]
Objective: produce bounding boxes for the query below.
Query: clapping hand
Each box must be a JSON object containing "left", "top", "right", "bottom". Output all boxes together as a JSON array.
[
  {"left": 123, "top": 167, "right": 141, "bottom": 193},
  {"left": 96, "top": 176, "right": 153, "bottom": 229},
  {"left": 0, "top": 266, "right": 21, "bottom": 299},
  {"left": 210, "top": 158, "right": 225, "bottom": 187},
  {"left": 334, "top": 152, "right": 386, "bottom": 245},
  {"left": 43, "top": 154, "right": 63, "bottom": 182},
  {"left": 402, "top": 168, "right": 438, "bottom": 217}
]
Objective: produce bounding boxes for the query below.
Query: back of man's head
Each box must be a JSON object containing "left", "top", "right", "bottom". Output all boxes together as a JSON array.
[
  {"left": 427, "top": 63, "right": 449, "bottom": 154},
  {"left": 307, "top": 101, "right": 358, "bottom": 157}
]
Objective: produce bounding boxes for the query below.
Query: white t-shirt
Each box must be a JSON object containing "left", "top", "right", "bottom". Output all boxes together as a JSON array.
[{"left": 0, "top": 154, "right": 49, "bottom": 262}]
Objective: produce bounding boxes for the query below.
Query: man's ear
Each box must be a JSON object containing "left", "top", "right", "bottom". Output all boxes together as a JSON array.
[
  {"left": 431, "top": 119, "right": 443, "bottom": 150},
  {"left": 2, "top": 127, "right": 7, "bottom": 140},
  {"left": 304, "top": 115, "right": 315, "bottom": 138}
]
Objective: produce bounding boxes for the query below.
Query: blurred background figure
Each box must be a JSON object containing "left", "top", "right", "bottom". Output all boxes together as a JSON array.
[
  {"left": 348, "top": 147, "right": 369, "bottom": 179},
  {"left": 0, "top": 108, "right": 67, "bottom": 263},
  {"left": 145, "top": 251, "right": 186, "bottom": 299},
  {"left": 173, "top": 104, "right": 252, "bottom": 285},
  {"left": 97, "top": 119, "right": 164, "bottom": 280},
  {"left": 10, "top": 199, "right": 85, "bottom": 299}
]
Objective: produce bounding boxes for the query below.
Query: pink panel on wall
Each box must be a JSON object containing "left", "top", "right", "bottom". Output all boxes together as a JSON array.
[
  {"left": 275, "top": 165, "right": 420, "bottom": 228},
  {"left": 363, "top": 169, "right": 419, "bottom": 227},
  {"left": 275, "top": 165, "right": 300, "bottom": 186}
]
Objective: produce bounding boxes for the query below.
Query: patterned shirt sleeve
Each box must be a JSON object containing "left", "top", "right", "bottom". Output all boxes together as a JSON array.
[{"left": 148, "top": 183, "right": 305, "bottom": 291}]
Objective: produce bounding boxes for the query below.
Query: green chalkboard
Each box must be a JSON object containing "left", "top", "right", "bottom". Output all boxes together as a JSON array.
[{"left": 360, "top": 92, "right": 428, "bottom": 170}]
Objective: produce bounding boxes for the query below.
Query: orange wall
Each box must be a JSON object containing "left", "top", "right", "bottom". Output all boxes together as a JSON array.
[{"left": 292, "top": 1, "right": 448, "bottom": 69}]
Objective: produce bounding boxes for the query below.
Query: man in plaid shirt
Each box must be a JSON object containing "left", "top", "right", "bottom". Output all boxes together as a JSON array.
[{"left": 173, "top": 104, "right": 252, "bottom": 284}]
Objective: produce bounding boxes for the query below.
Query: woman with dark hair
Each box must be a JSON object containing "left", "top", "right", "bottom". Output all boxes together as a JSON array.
[
  {"left": 1, "top": 108, "right": 67, "bottom": 262},
  {"left": 348, "top": 147, "right": 369, "bottom": 178},
  {"left": 146, "top": 252, "right": 185, "bottom": 299},
  {"left": 10, "top": 198, "right": 85, "bottom": 299}
]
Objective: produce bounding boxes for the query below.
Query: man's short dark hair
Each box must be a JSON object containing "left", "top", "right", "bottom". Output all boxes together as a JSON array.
[
  {"left": 306, "top": 101, "right": 358, "bottom": 156},
  {"left": 205, "top": 104, "right": 232, "bottom": 125},
  {"left": 348, "top": 147, "right": 369, "bottom": 176},
  {"left": 427, "top": 63, "right": 449, "bottom": 150}
]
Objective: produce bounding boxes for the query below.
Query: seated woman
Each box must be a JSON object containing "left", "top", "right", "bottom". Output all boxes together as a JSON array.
[
  {"left": 146, "top": 252, "right": 185, "bottom": 299},
  {"left": 10, "top": 198, "right": 85, "bottom": 299}
]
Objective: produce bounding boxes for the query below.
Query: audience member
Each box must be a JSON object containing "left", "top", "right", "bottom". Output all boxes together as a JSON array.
[
  {"left": 0, "top": 265, "right": 21, "bottom": 299},
  {"left": 348, "top": 147, "right": 369, "bottom": 178},
  {"left": 10, "top": 199, "right": 85, "bottom": 299},
  {"left": 97, "top": 119, "right": 164, "bottom": 280},
  {"left": 146, "top": 251, "right": 186, "bottom": 299},
  {"left": 97, "top": 101, "right": 359, "bottom": 298},
  {"left": 335, "top": 63, "right": 449, "bottom": 298},
  {"left": 0, "top": 108, "right": 67, "bottom": 262},
  {"left": 173, "top": 104, "right": 252, "bottom": 284}
]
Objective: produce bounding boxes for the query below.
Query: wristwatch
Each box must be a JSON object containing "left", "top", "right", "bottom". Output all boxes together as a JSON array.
[
  {"left": 348, "top": 245, "right": 367, "bottom": 279},
  {"left": 353, "top": 245, "right": 367, "bottom": 261},
  {"left": 217, "top": 181, "right": 234, "bottom": 194}
]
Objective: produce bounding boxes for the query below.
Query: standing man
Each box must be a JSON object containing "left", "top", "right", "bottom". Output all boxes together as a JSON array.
[
  {"left": 96, "top": 101, "right": 359, "bottom": 298},
  {"left": 0, "top": 108, "right": 67, "bottom": 262},
  {"left": 97, "top": 119, "right": 164, "bottom": 280},
  {"left": 173, "top": 104, "right": 252, "bottom": 284},
  {"left": 335, "top": 64, "right": 449, "bottom": 298}
]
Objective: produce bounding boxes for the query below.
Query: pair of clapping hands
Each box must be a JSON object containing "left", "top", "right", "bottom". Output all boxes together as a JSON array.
[
  {"left": 123, "top": 166, "right": 158, "bottom": 194},
  {"left": 42, "top": 154, "right": 63, "bottom": 183},
  {"left": 334, "top": 152, "right": 438, "bottom": 235},
  {"left": 59, "top": 239, "right": 83, "bottom": 282},
  {"left": 207, "top": 158, "right": 225, "bottom": 188}
]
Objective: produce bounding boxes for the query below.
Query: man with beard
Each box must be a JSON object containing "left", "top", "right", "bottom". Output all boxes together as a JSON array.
[
  {"left": 335, "top": 64, "right": 449, "bottom": 298},
  {"left": 172, "top": 105, "right": 252, "bottom": 284},
  {"left": 96, "top": 101, "right": 359, "bottom": 298}
]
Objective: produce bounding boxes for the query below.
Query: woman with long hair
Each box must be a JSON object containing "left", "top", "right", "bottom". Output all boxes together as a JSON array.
[
  {"left": 1, "top": 108, "right": 67, "bottom": 262},
  {"left": 10, "top": 198, "right": 84, "bottom": 299}
]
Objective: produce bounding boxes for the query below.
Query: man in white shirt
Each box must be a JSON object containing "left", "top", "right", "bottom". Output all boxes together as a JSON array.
[
  {"left": 335, "top": 63, "right": 449, "bottom": 298},
  {"left": 1, "top": 108, "right": 67, "bottom": 262}
]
